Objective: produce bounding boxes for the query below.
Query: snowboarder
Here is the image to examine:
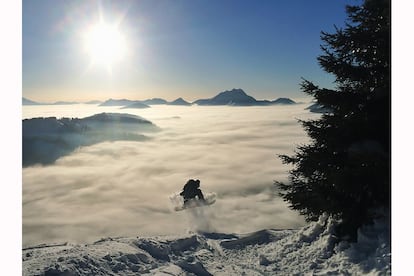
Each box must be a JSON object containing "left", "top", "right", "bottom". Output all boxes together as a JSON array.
[{"left": 180, "top": 179, "right": 205, "bottom": 205}]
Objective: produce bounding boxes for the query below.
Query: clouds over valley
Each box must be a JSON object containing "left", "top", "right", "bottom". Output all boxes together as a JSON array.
[{"left": 23, "top": 104, "right": 317, "bottom": 247}]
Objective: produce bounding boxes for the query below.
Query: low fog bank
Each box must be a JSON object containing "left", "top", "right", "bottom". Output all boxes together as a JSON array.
[{"left": 23, "top": 104, "right": 317, "bottom": 247}]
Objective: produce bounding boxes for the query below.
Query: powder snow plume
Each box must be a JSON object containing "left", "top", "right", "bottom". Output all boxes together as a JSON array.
[{"left": 169, "top": 192, "right": 217, "bottom": 233}]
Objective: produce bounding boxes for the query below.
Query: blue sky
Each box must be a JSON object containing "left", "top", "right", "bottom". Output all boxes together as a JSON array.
[{"left": 22, "top": 0, "right": 360, "bottom": 102}]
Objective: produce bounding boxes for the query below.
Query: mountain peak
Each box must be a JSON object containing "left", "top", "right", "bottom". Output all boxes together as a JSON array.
[
  {"left": 22, "top": 97, "right": 42, "bottom": 105},
  {"left": 193, "top": 88, "right": 255, "bottom": 106},
  {"left": 219, "top": 88, "right": 247, "bottom": 96},
  {"left": 168, "top": 98, "right": 191, "bottom": 106},
  {"left": 272, "top": 98, "right": 296, "bottom": 105}
]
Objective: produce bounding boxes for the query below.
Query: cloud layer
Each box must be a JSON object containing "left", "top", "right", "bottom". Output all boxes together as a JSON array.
[{"left": 23, "top": 104, "right": 318, "bottom": 247}]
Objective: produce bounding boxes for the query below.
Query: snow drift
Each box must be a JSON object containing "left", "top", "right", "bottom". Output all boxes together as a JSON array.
[{"left": 22, "top": 214, "right": 390, "bottom": 275}]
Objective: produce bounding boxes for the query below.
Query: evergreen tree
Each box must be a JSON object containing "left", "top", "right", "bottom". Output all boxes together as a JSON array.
[{"left": 277, "top": 0, "right": 390, "bottom": 240}]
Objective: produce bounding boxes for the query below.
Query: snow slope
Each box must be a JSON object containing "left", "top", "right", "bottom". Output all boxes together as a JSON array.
[{"left": 22, "top": 214, "right": 390, "bottom": 275}]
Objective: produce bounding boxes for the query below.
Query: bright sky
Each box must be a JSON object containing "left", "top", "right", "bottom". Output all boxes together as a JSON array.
[{"left": 23, "top": 0, "right": 358, "bottom": 102}]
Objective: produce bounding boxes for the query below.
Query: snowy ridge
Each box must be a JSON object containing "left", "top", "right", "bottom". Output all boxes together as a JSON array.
[
  {"left": 22, "top": 113, "right": 158, "bottom": 167},
  {"left": 22, "top": 215, "right": 390, "bottom": 275}
]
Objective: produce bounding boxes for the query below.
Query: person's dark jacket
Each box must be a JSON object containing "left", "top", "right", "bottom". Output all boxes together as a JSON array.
[{"left": 180, "top": 179, "right": 204, "bottom": 203}]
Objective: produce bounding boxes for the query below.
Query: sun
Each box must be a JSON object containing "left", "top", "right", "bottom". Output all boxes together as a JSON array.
[{"left": 83, "top": 21, "right": 127, "bottom": 71}]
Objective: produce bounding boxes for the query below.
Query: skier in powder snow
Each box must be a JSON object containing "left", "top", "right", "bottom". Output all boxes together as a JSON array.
[{"left": 180, "top": 179, "right": 205, "bottom": 205}]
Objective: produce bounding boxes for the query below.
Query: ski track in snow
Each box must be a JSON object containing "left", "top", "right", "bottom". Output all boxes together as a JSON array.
[{"left": 22, "top": 215, "right": 390, "bottom": 275}]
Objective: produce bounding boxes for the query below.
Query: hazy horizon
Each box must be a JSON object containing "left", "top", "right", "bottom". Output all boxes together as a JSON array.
[
  {"left": 22, "top": 89, "right": 314, "bottom": 104},
  {"left": 23, "top": 103, "right": 318, "bottom": 247}
]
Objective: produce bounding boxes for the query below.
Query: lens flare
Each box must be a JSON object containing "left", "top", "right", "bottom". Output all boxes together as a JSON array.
[{"left": 83, "top": 21, "right": 128, "bottom": 72}]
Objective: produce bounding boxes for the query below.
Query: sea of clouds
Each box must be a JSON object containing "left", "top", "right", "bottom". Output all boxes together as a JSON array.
[{"left": 22, "top": 103, "right": 319, "bottom": 247}]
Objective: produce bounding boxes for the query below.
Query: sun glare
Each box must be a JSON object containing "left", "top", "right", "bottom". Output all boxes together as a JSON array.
[{"left": 84, "top": 22, "right": 127, "bottom": 70}]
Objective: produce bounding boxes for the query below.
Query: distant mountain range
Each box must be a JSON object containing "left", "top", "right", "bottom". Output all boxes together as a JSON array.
[
  {"left": 99, "top": 99, "right": 135, "bottom": 107},
  {"left": 99, "top": 89, "right": 296, "bottom": 108},
  {"left": 168, "top": 97, "right": 191, "bottom": 106},
  {"left": 141, "top": 98, "right": 168, "bottom": 105},
  {"left": 193, "top": 89, "right": 257, "bottom": 106},
  {"left": 99, "top": 97, "right": 193, "bottom": 107},
  {"left": 121, "top": 102, "right": 150, "bottom": 109},
  {"left": 272, "top": 98, "right": 296, "bottom": 105},
  {"left": 23, "top": 89, "right": 297, "bottom": 107},
  {"left": 22, "top": 97, "right": 103, "bottom": 105},
  {"left": 22, "top": 97, "right": 43, "bottom": 105},
  {"left": 193, "top": 89, "right": 296, "bottom": 106}
]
